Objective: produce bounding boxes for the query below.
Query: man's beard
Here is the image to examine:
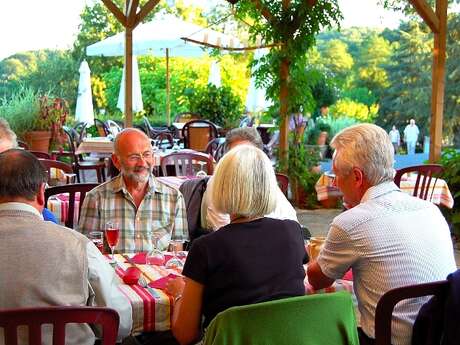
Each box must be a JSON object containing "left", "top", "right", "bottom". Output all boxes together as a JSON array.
[{"left": 121, "top": 164, "right": 153, "bottom": 183}]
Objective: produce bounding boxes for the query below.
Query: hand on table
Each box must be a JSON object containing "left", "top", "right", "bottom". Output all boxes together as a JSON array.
[{"left": 165, "top": 276, "right": 185, "bottom": 299}]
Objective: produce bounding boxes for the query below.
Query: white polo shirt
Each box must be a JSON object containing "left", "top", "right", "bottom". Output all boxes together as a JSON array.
[{"left": 317, "top": 181, "right": 456, "bottom": 345}]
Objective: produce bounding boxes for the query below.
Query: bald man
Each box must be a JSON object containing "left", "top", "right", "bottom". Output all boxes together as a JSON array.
[{"left": 78, "top": 129, "right": 188, "bottom": 253}]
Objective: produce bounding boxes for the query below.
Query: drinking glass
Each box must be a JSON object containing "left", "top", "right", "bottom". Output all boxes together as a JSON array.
[
  {"left": 151, "top": 139, "right": 159, "bottom": 152},
  {"left": 146, "top": 234, "right": 165, "bottom": 266},
  {"left": 105, "top": 221, "right": 120, "bottom": 263},
  {"left": 172, "top": 139, "right": 181, "bottom": 151},
  {"left": 165, "top": 240, "right": 185, "bottom": 269},
  {"left": 89, "top": 231, "right": 104, "bottom": 253},
  {"left": 63, "top": 173, "right": 77, "bottom": 184},
  {"left": 195, "top": 161, "right": 207, "bottom": 178}
]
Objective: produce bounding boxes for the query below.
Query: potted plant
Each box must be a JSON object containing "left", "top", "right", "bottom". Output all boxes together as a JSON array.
[{"left": 24, "top": 96, "right": 69, "bottom": 152}]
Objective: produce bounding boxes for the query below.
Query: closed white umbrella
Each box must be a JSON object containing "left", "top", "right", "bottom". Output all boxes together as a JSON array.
[
  {"left": 208, "top": 60, "right": 221, "bottom": 87},
  {"left": 117, "top": 55, "right": 143, "bottom": 113},
  {"left": 75, "top": 60, "right": 94, "bottom": 125},
  {"left": 246, "top": 49, "right": 272, "bottom": 113}
]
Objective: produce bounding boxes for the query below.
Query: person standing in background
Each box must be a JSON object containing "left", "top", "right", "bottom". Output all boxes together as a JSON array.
[
  {"left": 404, "top": 119, "right": 419, "bottom": 155},
  {"left": 389, "top": 125, "right": 401, "bottom": 154}
]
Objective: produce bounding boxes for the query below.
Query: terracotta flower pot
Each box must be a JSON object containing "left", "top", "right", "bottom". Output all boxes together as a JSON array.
[{"left": 24, "top": 131, "right": 52, "bottom": 153}]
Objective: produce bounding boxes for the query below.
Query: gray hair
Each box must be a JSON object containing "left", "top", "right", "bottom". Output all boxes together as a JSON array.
[
  {"left": 330, "top": 123, "right": 394, "bottom": 186},
  {"left": 212, "top": 144, "right": 277, "bottom": 218},
  {"left": 0, "top": 149, "right": 47, "bottom": 200},
  {"left": 0, "top": 118, "right": 18, "bottom": 148},
  {"left": 225, "top": 127, "right": 263, "bottom": 151}
]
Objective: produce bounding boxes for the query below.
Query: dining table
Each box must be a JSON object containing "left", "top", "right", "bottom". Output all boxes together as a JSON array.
[
  {"left": 109, "top": 252, "right": 355, "bottom": 334},
  {"left": 315, "top": 172, "right": 454, "bottom": 208}
]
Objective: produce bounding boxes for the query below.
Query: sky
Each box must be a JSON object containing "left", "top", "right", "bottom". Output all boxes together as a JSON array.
[{"left": 0, "top": 0, "right": 409, "bottom": 61}]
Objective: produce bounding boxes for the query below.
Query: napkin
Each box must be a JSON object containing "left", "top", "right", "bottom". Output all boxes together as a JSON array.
[
  {"left": 148, "top": 273, "right": 181, "bottom": 290},
  {"left": 126, "top": 252, "right": 174, "bottom": 265},
  {"left": 342, "top": 269, "right": 353, "bottom": 281},
  {"left": 122, "top": 267, "right": 141, "bottom": 285}
]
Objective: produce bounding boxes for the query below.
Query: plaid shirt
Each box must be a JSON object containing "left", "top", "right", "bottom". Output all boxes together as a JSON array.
[{"left": 78, "top": 175, "right": 188, "bottom": 253}]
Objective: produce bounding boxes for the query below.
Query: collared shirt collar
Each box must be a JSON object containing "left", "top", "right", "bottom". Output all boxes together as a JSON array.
[
  {"left": 0, "top": 202, "right": 44, "bottom": 219},
  {"left": 111, "top": 174, "right": 162, "bottom": 195},
  {"left": 360, "top": 181, "right": 400, "bottom": 204}
]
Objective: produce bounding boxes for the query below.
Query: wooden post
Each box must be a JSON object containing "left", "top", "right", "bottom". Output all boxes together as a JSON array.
[
  {"left": 279, "top": 57, "right": 290, "bottom": 169},
  {"left": 124, "top": 26, "right": 133, "bottom": 127},
  {"left": 166, "top": 48, "right": 171, "bottom": 126},
  {"left": 429, "top": 0, "right": 447, "bottom": 162}
]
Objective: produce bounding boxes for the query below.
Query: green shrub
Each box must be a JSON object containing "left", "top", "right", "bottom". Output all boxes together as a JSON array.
[{"left": 439, "top": 148, "right": 460, "bottom": 237}]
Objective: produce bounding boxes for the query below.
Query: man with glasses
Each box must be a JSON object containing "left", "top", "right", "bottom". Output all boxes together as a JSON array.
[{"left": 79, "top": 128, "right": 188, "bottom": 253}]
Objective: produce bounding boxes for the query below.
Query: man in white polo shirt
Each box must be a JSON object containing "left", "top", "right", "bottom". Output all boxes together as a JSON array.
[{"left": 307, "top": 124, "right": 456, "bottom": 345}]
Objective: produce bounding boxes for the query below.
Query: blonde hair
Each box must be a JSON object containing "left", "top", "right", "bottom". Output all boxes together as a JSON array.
[
  {"left": 0, "top": 118, "right": 18, "bottom": 148},
  {"left": 330, "top": 123, "right": 394, "bottom": 186},
  {"left": 212, "top": 144, "right": 277, "bottom": 218}
]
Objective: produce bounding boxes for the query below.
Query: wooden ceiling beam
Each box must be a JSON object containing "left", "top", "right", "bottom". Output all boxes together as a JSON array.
[
  {"left": 409, "top": 0, "right": 439, "bottom": 33},
  {"left": 126, "top": 0, "right": 139, "bottom": 28},
  {"left": 135, "top": 0, "right": 161, "bottom": 27},
  {"left": 101, "top": 0, "right": 126, "bottom": 26}
]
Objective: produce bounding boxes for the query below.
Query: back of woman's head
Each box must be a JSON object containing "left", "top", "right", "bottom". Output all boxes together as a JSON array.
[{"left": 212, "top": 144, "right": 277, "bottom": 218}]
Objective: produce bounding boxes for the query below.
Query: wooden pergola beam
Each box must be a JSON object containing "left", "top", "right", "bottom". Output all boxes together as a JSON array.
[
  {"left": 428, "top": 0, "right": 447, "bottom": 162},
  {"left": 135, "top": 0, "right": 161, "bottom": 27},
  {"left": 126, "top": 0, "right": 139, "bottom": 28},
  {"left": 101, "top": 0, "right": 126, "bottom": 26},
  {"left": 408, "top": 0, "right": 440, "bottom": 33}
]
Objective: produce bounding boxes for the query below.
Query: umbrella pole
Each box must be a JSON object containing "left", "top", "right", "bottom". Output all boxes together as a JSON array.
[
  {"left": 125, "top": 26, "right": 133, "bottom": 127},
  {"left": 166, "top": 48, "right": 170, "bottom": 126}
]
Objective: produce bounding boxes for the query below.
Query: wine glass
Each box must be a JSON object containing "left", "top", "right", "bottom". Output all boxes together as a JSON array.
[
  {"left": 105, "top": 221, "right": 120, "bottom": 264},
  {"left": 165, "top": 240, "right": 185, "bottom": 269},
  {"left": 196, "top": 161, "right": 207, "bottom": 178},
  {"left": 146, "top": 234, "right": 165, "bottom": 266},
  {"left": 151, "top": 139, "right": 159, "bottom": 152},
  {"left": 172, "top": 139, "right": 181, "bottom": 151},
  {"left": 89, "top": 231, "right": 104, "bottom": 253}
]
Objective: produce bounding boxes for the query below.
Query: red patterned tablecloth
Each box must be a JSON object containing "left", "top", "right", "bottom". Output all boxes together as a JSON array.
[{"left": 110, "top": 253, "right": 355, "bottom": 334}]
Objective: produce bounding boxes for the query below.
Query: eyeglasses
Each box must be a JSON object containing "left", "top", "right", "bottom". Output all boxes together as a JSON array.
[{"left": 127, "top": 151, "right": 154, "bottom": 163}]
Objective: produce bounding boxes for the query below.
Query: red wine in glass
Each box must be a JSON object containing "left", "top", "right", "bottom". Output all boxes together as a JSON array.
[{"left": 105, "top": 222, "right": 120, "bottom": 263}]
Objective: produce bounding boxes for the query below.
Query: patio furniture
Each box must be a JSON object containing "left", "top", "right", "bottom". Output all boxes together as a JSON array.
[
  {"left": 30, "top": 151, "right": 51, "bottom": 159},
  {"left": 275, "top": 173, "right": 289, "bottom": 196},
  {"left": 203, "top": 292, "right": 359, "bottom": 345},
  {"left": 105, "top": 119, "right": 123, "bottom": 136},
  {"left": 394, "top": 164, "right": 445, "bottom": 202},
  {"left": 45, "top": 183, "right": 98, "bottom": 228},
  {"left": 375, "top": 280, "right": 449, "bottom": 345},
  {"left": 152, "top": 131, "right": 174, "bottom": 149},
  {"left": 174, "top": 112, "right": 202, "bottom": 123},
  {"left": 160, "top": 151, "right": 214, "bottom": 177},
  {"left": 0, "top": 306, "right": 119, "bottom": 345},
  {"left": 39, "top": 158, "right": 74, "bottom": 185},
  {"left": 205, "top": 137, "right": 226, "bottom": 162},
  {"left": 95, "top": 118, "right": 111, "bottom": 137},
  {"left": 182, "top": 119, "right": 218, "bottom": 152}
]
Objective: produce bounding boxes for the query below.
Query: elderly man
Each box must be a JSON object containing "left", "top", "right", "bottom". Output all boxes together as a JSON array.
[
  {"left": 307, "top": 124, "right": 456, "bottom": 345},
  {"left": 79, "top": 128, "right": 188, "bottom": 252},
  {"left": 0, "top": 149, "right": 132, "bottom": 345},
  {"left": 0, "top": 118, "right": 57, "bottom": 222},
  {"left": 201, "top": 127, "right": 298, "bottom": 231}
]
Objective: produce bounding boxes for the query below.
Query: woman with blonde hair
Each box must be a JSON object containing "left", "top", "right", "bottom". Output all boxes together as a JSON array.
[{"left": 166, "top": 144, "right": 307, "bottom": 345}]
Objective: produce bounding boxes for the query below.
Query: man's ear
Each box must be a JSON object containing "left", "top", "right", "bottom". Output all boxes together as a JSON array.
[
  {"left": 352, "top": 167, "right": 365, "bottom": 187},
  {"left": 36, "top": 183, "right": 46, "bottom": 207},
  {"left": 112, "top": 153, "right": 121, "bottom": 170}
]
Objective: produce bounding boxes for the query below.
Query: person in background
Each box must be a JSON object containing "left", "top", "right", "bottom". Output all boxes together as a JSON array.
[
  {"left": 0, "top": 118, "right": 57, "bottom": 223},
  {"left": 166, "top": 144, "right": 307, "bottom": 345},
  {"left": 403, "top": 119, "right": 419, "bottom": 155},
  {"left": 0, "top": 149, "right": 132, "bottom": 344},
  {"left": 389, "top": 125, "right": 400, "bottom": 154},
  {"left": 307, "top": 124, "right": 456, "bottom": 345},
  {"left": 201, "top": 127, "right": 298, "bottom": 231},
  {"left": 79, "top": 128, "right": 188, "bottom": 252}
]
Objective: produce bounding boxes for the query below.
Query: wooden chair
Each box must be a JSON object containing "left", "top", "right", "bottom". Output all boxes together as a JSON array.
[
  {"left": 54, "top": 128, "right": 106, "bottom": 183},
  {"left": 182, "top": 120, "right": 219, "bottom": 152},
  {"left": 205, "top": 137, "right": 226, "bottom": 162},
  {"left": 0, "top": 306, "right": 119, "bottom": 345},
  {"left": 39, "top": 158, "right": 75, "bottom": 185},
  {"left": 30, "top": 151, "right": 51, "bottom": 159},
  {"left": 394, "top": 164, "right": 444, "bottom": 201},
  {"left": 275, "top": 173, "right": 289, "bottom": 196},
  {"left": 45, "top": 183, "right": 99, "bottom": 228},
  {"left": 375, "top": 280, "right": 449, "bottom": 345},
  {"left": 161, "top": 151, "right": 214, "bottom": 177},
  {"left": 152, "top": 131, "right": 174, "bottom": 149}
]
